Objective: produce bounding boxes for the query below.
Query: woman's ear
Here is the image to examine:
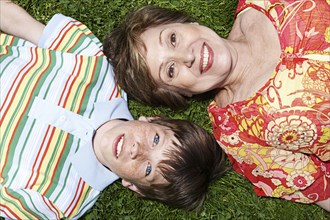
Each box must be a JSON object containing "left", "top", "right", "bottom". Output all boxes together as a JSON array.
[{"left": 182, "top": 91, "right": 193, "bottom": 97}]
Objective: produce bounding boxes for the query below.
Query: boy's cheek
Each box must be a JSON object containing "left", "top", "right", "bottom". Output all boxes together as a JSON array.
[{"left": 117, "top": 165, "right": 142, "bottom": 181}]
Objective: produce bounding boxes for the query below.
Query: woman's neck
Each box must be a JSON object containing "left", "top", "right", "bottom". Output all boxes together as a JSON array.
[{"left": 215, "top": 8, "right": 281, "bottom": 107}]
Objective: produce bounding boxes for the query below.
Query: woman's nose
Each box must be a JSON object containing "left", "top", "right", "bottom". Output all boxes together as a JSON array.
[{"left": 176, "top": 49, "right": 195, "bottom": 68}]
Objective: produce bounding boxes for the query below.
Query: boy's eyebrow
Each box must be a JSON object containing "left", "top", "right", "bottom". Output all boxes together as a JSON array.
[
  {"left": 149, "top": 166, "right": 167, "bottom": 185},
  {"left": 148, "top": 167, "right": 159, "bottom": 183}
]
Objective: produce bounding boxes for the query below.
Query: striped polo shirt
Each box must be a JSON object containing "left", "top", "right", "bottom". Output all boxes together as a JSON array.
[{"left": 0, "top": 14, "right": 132, "bottom": 219}]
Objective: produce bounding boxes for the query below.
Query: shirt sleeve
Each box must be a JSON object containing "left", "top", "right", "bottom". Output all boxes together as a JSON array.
[
  {"left": 38, "top": 14, "right": 104, "bottom": 56},
  {"left": 0, "top": 33, "right": 36, "bottom": 47},
  {"left": 223, "top": 140, "right": 330, "bottom": 203}
]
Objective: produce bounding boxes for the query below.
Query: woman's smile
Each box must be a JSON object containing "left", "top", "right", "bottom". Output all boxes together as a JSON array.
[{"left": 200, "top": 42, "right": 214, "bottom": 74}]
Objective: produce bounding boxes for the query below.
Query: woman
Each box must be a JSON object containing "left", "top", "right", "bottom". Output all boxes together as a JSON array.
[
  {"left": 0, "top": 1, "right": 228, "bottom": 218},
  {"left": 104, "top": 0, "right": 329, "bottom": 211}
]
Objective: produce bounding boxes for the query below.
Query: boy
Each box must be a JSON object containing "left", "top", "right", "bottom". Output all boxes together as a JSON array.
[{"left": 0, "top": 1, "right": 227, "bottom": 219}]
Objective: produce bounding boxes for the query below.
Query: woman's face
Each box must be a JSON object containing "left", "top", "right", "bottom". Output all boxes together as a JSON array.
[{"left": 140, "top": 22, "right": 233, "bottom": 95}]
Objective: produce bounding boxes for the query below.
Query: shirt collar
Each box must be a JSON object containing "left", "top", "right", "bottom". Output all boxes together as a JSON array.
[{"left": 91, "top": 98, "right": 133, "bottom": 129}]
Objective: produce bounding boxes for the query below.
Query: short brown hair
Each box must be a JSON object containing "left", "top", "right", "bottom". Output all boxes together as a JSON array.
[
  {"left": 103, "top": 6, "right": 195, "bottom": 109},
  {"left": 132, "top": 117, "right": 228, "bottom": 210}
]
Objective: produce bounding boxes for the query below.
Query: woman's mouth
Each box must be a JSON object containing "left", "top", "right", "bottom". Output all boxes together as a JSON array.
[{"left": 200, "top": 42, "right": 213, "bottom": 74}]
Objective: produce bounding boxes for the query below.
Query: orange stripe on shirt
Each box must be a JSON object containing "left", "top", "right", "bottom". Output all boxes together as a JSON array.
[
  {"left": 41, "top": 193, "right": 61, "bottom": 219},
  {"left": 109, "top": 74, "right": 120, "bottom": 100},
  {"left": 64, "top": 178, "right": 83, "bottom": 215},
  {"left": 74, "top": 57, "right": 98, "bottom": 113},
  {"left": 46, "top": 195, "right": 62, "bottom": 219},
  {"left": 29, "top": 127, "right": 57, "bottom": 189},
  {"left": 62, "top": 56, "right": 83, "bottom": 108},
  {"left": 56, "top": 56, "right": 80, "bottom": 107},
  {"left": 0, "top": 47, "right": 35, "bottom": 119},
  {"left": 0, "top": 34, "right": 15, "bottom": 46},
  {"left": 25, "top": 125, "right": 52, "bottom": 188},
  {"left": 66, "top": 32, "right": 83, "bottom": 53},
  {"left": 49, "top": 21, "right": 74, "bottom": 50},
  {"left": 0, "top": 204, "right": 21, "bottom": 219},
  {"left": 42, "top": 134, "right": 70, "bottom": 195},
  {"left": 4, "top": 188, "right": 39, "bottom": 219},
  {"left": 67, "top": 181, "right": 87, "bottom": 217}
]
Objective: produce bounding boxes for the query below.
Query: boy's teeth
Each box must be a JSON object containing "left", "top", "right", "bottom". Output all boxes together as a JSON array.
[{"left": 116, "top": 136, "right": 124, "bottom": 157}]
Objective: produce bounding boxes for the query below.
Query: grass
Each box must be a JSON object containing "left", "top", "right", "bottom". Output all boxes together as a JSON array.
[{"left": 9, "top": 0, "right": 330, "bottom": 219}]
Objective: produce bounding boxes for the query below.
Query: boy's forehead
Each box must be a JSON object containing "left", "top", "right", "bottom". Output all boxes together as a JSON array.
[{"left": 162, "top": 126, "right": 182, "bottom": 147}]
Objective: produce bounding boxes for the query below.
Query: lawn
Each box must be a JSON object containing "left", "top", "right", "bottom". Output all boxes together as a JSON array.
[{"left": 10, "top": 0, "right": 330, "bottom": 219}]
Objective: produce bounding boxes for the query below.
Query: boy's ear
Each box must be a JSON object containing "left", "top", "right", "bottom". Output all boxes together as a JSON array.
[
  {"left": 138, "top": 116, "right": 159, "bottom": 122},
  {"left": 121, "top": 179, "right": 145, "bottom": 196},
  {"left": 138, "top": 116, "right": 148, "bottom": 122}
]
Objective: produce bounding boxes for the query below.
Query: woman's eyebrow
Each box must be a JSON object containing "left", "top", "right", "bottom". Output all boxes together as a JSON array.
[
  {"left": 159, "top": 63, "right": 164, "bottom": 82},
  {"left": 158, "top": 28, "right": 166, "bottom": 82},
  {"left": 159, "top": 28, "right": 165, "bottom": 45}
]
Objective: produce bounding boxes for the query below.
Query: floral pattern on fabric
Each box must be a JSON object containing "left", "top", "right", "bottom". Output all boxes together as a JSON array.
[{"left": 208, "top": 0, "right": 330, "bottom": 203}]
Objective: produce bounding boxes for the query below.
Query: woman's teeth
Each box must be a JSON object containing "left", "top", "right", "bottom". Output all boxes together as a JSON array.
[{"left": 202, "top": 45, "right": 209, "bottom": 71}]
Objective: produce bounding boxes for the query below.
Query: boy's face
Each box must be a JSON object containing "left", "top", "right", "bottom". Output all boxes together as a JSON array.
[{"left": 93, "top": 117, "right": 180, "bottom": 193}]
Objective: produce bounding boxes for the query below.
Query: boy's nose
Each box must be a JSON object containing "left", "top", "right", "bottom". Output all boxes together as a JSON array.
[{"left": 130, "top": 143, "right": 144, "bottom": 159}]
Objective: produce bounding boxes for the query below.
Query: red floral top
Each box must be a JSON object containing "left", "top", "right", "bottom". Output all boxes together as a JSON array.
[{"left": 208, "top": 0, "right": 329, "bottom": 203}]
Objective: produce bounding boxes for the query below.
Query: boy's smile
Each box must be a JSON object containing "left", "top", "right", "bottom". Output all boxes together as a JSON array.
[
  {"left": 114, "top": 134, "right": 124, "bottom": 158},
  {"left": 93, "top": 117, "right": 180, "bottom": 190}
]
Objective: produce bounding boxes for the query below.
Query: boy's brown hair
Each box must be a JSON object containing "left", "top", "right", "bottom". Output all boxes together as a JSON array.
[
  {"left": 132, "top": 117, "right": 228, "bottom": 210},
  {"left": 104, "top": 6, "right": 194, "bottom": 110}
]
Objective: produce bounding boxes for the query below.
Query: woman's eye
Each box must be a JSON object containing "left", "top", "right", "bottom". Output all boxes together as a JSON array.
[
  {"left": 146, "top": 162, "right": 152, "bottom": 176},
  {"left": 168, "top": 63, "right": 175, "bottom": 78},
  {"left": 170, "top": 33, "right": 176, "bottom": 46},
  {"left": 153, "top": 133, "right": 159, "bottom": 145}
]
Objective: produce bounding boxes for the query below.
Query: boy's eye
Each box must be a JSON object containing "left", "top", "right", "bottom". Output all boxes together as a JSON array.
[
  {"left": 146, "top": 162, "right": 152, "bottom": 176},
  {"left": 170, "top": 33, "right": 176, "bottom": 46},
  {"left": 167, "top": 63, "right": 175, "bottom": 78},
  {"left": 153, "top": 133, "right": 159, "bottom": 145}
]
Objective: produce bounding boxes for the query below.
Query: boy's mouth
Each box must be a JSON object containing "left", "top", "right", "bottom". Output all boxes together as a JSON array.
[{"left": 113, "top": 134, "right": 124, "bottom": 158}]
